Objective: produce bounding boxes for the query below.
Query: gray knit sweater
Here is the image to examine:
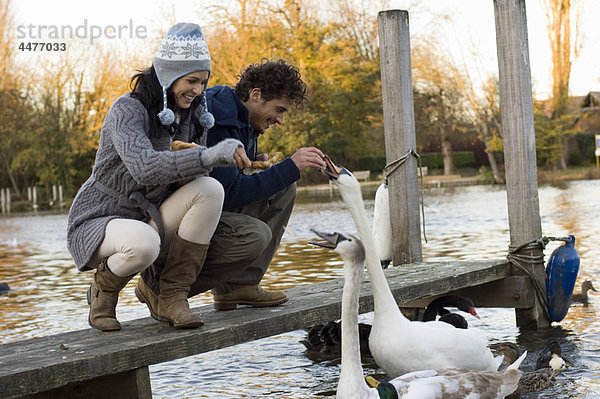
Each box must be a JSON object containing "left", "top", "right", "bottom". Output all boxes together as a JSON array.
[{"left": 67, "top": 93, "right": 241, "bottom": 271}]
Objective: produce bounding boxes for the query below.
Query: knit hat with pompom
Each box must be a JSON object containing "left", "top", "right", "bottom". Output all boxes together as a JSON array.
[{"left": 153, "top": 22, "right": 214, "bottom": 128}]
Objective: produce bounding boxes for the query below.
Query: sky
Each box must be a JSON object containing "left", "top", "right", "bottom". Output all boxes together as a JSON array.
[{"left": 11, "top": 0, "right": 600, "bottom": 99}]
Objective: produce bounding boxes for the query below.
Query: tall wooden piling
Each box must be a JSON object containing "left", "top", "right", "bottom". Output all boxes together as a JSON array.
[
  {"left": 494, "top": 0, "right": 549, "bottom": 328},
  {"left": 377, "top": 9, "right": 422, "bottom": 264}
]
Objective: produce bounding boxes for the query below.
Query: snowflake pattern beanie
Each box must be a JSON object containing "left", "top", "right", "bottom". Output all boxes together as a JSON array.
[{"left": 153, "top": 22, "right": 214, "bottom": 127}]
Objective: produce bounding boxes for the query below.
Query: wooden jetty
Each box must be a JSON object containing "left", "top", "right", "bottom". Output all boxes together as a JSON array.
[
  {"left": 0, "top": 1, "right": 551, "bottom": 397},
  {"left": 0, "top": 259, "right": 533, "bottom": 398}
]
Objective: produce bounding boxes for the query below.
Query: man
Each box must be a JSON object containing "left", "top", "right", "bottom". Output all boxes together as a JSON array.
[{"left": 205, "top": 58, "right": 327, "bottom": 310}]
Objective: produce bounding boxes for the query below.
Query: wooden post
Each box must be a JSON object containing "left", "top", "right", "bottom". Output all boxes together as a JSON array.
[
  {"left": 493, "top": 0, "right": 549, "bottom": 329},
  {"left": 377, "top": 9, "right": 422, "bottom": 264},
  {"left": 5, "top": 188, "right": 9, "bottom": 214},
  {"left": 59, "top": 185, "right": 64, "bottom": 209},
  {"left": 1, "top": 188, "right": 5, "bottom": 214},
  {"left": 32, "top": 186, "right": 38, "bottom": 211}
]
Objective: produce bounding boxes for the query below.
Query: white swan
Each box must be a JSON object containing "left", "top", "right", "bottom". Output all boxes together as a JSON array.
[
  {"left": 310, "top": 228, "right": 526, "bottom": 399},
  {"left": 322, "top": 158, "right": 500, "bottom": 377},
  {"left": 373, "top": 182, "right": 392, "bottom": 268}
]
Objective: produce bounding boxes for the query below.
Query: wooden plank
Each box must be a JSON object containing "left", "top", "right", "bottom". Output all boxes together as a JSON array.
[
  {"left": 23, "top": 367, "right": 152, "bottom": 399},
  {"left": 493, "top": 0, "right": 548, "bottom": 329},
  {"left": 400, "top": 276, "right": 535, "bottom": 309},
  {"left": 377, "top": 10, "right": 422, "bottom": 264},
  {"left": 0, "top": 260, "right": 510, "bottom": 398}
]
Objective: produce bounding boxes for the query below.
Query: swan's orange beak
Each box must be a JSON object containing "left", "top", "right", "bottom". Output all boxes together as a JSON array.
[{"left": 321, "top": 154, "right": 341, "bottom": 180}]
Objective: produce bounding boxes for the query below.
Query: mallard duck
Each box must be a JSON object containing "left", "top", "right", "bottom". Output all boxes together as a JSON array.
[
  {"left": 495, "top": 341, "right": 566, "bottom": 398},
  {"left": 535, "top": 338, "right": 567, "bottom": 370},
  {"left": 310, "top": 228, "right": 525, "bottom": 399},
  {"left": 570, "top": 280, "right": 597, "bottom": 303},
  {"left": 321, "top": 158, "right": 500, "bottom": 377}
]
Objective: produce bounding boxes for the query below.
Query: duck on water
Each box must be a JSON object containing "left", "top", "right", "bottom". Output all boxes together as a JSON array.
[
  {"left": 493, "top": 341, "right": 566, "bottom": 398},
  {"left": 310, "top": 228, "right": 525, "bottom": 399},
  {"left": 570, "top": 280, "right": 597, "bottom": 303}
]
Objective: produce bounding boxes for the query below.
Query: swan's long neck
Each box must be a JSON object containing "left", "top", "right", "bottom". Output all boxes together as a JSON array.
[
  {"left": 338, "top": 177, "right": 405, "bottom": 320},
  {"left": 338, "top": 254, "right": 368, "bottom": 393}
]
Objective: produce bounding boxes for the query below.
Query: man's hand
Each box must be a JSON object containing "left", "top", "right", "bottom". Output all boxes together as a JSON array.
[
  {"left": 291, "top": 147, "right": 327, "bottom": 172},
  {"left": 232, "top": 146, "right": 252, "bottom": 169}
]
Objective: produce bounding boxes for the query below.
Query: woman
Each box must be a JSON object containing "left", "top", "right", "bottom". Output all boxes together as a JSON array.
[{"left": 67, "top": 23, "right": 250, "bottom": 332}]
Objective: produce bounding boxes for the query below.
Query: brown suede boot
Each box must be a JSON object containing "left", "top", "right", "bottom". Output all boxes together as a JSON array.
[
  {"left": 158, "top": 234, "right": 207, "bottom": 328},
  {"left": 212, "top": 285, "right": 288, "bottom": 311},
  {"left": 87, "top": 259, "right": 134, "bottom": 331},
  {"left": 135, "top": 276, "right": 159, "bottom": 321}
]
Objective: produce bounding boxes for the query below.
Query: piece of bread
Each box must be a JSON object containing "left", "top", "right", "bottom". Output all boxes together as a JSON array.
[
  {"left": 251, "top": 152, "right": 284, "bottom": 169},
  {"left": 243, "top": 152, "right": 284, "bottom": 174},
  {"left": 171, "top": 140, "right": 200, "bottom": 151}
]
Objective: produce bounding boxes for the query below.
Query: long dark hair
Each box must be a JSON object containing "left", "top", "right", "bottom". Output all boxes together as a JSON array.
[{"left": 129, "top": 66, "right": 204, "bottom": 139}]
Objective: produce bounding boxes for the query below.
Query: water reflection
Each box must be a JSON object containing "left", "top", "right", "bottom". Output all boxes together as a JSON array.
[{"left": 0, "top": 181, "right": 599, "bottom": 397}]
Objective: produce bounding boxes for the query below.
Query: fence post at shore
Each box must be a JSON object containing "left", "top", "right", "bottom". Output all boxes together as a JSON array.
[
  {"left": 59, "top": 185, "right": 64, "bottom": 209},
  {"left": 494, "top": 0, "right": 549, "bottom": 329},
  {"left": 32, "top": 186, "right": 38, "bottom": 211},
  {"left": 1, "top": 188, "right": 5, "bottom": 214},
  {"left": 52, "top": 185, "right": 57, "bottom": 207},
  {"left": 377, "top": 9, "right": 422, "bottom": 264}
]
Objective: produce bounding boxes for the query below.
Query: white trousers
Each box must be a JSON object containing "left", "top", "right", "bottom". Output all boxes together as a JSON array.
[{"left": 89, "top": 177, "right": 224, "bottom": 277}]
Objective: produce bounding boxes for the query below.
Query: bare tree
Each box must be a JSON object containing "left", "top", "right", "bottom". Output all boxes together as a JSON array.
[{"left": 543, "top": 0, "right": 582, "bottom": 169}]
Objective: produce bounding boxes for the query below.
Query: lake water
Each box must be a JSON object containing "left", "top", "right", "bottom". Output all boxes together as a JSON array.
[{"left": 0, "top": 179, "right": 598, "bottom": 398}]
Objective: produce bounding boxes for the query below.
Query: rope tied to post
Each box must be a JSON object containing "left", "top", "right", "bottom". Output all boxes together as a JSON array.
[
  {"left": 382, "top": 149, "right": 427, "bottom": 243},
  {"left": 506, "top": 235, "right": 573, "bottom": 320}
]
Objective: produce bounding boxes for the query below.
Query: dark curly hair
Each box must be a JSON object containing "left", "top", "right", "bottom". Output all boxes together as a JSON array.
[{"left": 234, "top": 59, "right": 308, "bottom": 108}]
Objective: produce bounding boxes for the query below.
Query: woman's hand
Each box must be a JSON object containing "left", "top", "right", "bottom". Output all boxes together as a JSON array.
[{"left": 232, "top": 147, "right": 251, "bottom": 169}]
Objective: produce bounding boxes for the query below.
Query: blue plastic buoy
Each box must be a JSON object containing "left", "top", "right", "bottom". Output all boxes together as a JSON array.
[{"left": 546, "top": 235, "right": 580, "bottom": 322}]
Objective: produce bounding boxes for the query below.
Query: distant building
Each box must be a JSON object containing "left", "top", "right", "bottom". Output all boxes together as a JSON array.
[{"left": 580, "top": 91, "right": 600, "bottom": 112}]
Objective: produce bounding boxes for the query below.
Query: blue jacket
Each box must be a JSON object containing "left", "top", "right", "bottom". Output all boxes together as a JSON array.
[{"left": 207, "top": 85, "right": 300, "bottom": 210}]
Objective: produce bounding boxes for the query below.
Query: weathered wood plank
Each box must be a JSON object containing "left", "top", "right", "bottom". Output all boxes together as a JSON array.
[
  {"left": 493, "top": 0, "right": 548, "bottom": 329},
  {"left": 0, "top": 260, "right": 510, "bottom": 398},
  {"left": 378, "top": 9, "right": 422, "bottom": 264},
  {"left": 400, "top": 276, "right": 535, "bottom": 309},
  {"left": 23, "top": 367, "right": 152, "bottom": 399}
]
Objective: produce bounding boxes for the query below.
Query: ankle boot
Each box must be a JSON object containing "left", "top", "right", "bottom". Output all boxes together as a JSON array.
[
  {"left": 158, "top": 234, "right": 207, "bottom": 328},
  {"left": 212, "top": 285, "right": 288, "bottom": 311},
  {"left": 87, "top": 259, "right": 134, "bottom": 331},
  {"left": 135, "top": 276, "right": 159, "bottom": 321}
]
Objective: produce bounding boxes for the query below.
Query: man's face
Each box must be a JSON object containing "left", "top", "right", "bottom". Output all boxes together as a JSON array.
[{"left": 246, "top": 89, "right": 293, "bottom": 134}]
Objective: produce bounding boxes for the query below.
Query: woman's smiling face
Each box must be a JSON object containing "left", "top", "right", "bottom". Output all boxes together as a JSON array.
[{"left": 170, "top": 70, "right": 210, "bottom": 110}]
